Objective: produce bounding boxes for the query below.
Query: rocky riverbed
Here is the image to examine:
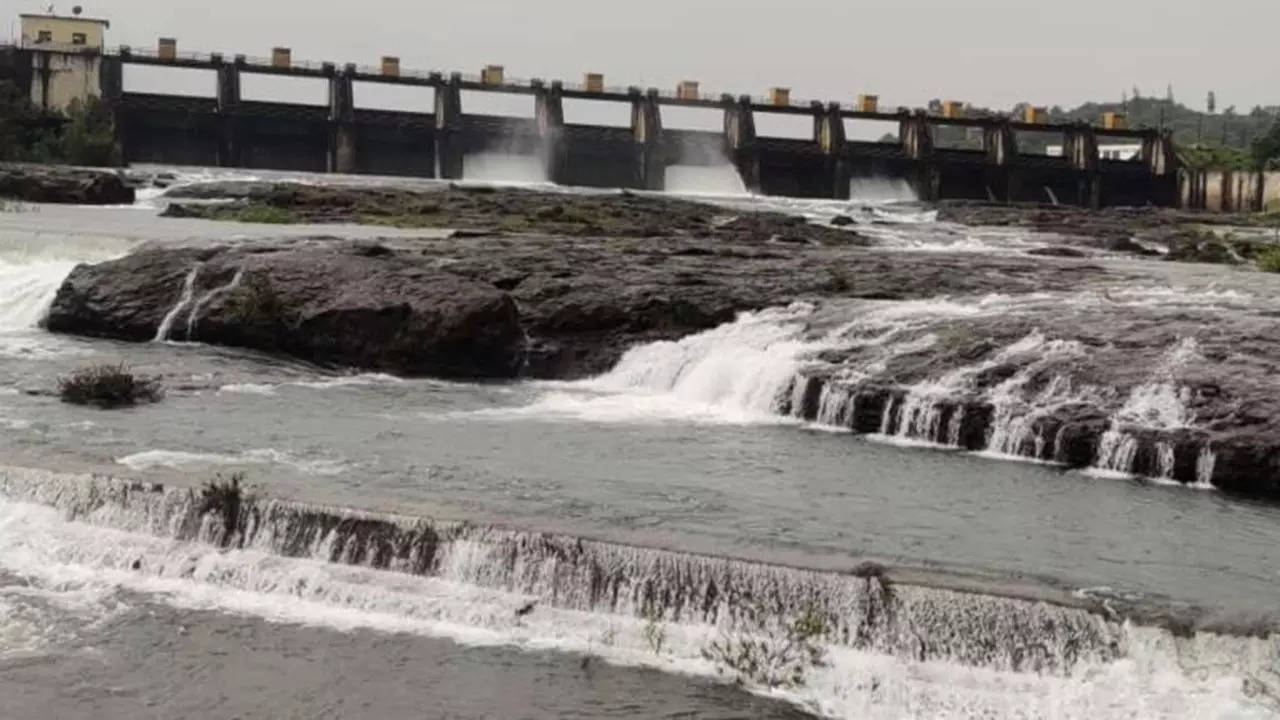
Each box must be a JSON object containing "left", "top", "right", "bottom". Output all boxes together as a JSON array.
[
  {"left": 35, "top": 179, "right": 1280, "bottom": 498},
  {"left": 51, "top": 181, "right": 1132, "bottom": 379},
  {"left": 937, "top": 201, "right": 1280, "bottom": 263},
  {"left": 160, "top": 181, "right": 1280, "bottom": 263}
]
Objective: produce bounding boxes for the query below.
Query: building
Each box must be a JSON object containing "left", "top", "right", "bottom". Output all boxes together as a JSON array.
[
  {"left": 20, "top": 11, "right": 109, "bottom": 51},
  {"left": 18, "top": 11, "right": 111, "bottom": 113}
]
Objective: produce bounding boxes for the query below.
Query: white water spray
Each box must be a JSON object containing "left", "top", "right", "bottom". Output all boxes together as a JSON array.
[
  {"left": 0, "top": 260, "right": 77, "bottom": 331},
  {"left": 153, "top": 265, "right": 200, "bottom": 342},
  {"left": 185, "top": 268, "right": 244, "bottom": 341},
  {"left": 462, "top": 153, "right": 549, "bottom": 184},
  {"left": 1093, "top": 339, "right": 1202, "bottom": 477},
  {"left": 848, "top": 177, "right": 918, "bottom": 203},
  {"left": 592, "top": 304, "right": 817, "bottom": 419},
  {"left": 664, "top": 165, "right": 749, "bottom": 196},
  {"left": 1, "top": 469, "right": 1276, "bottom": 720}
]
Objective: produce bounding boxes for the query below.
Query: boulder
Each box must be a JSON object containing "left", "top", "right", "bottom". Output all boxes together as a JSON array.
[
  {"left": 45, "top": 241, "right": 524, "bottom": 379},
  {"left": 0, "top": 165, "right": 135, "bottom": 205}
]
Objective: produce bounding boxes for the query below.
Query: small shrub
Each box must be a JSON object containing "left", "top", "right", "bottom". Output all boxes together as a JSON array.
[
  {"left": 58, "top": 363, "right": 162, "bottom": 408},
  {"left": 198, "top": 472, "right": 248, "bottom": 539},
  {"left": 224, "top": 272, "right": 284, "bottom": 329},
  {"left": 1256, "top": 246, "right": 1280, "bottom": 273},
  {"left": 701, "top": 601, "right": 829, "bottom": 689}
]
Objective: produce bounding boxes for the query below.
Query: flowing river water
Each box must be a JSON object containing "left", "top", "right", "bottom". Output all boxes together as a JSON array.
[{"left": 1, "top": 167, "right": 1279, "bottom": 719}]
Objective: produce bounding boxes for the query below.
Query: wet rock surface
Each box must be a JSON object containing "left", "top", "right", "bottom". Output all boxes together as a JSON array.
[
  {"left": 162, "top": 181, "right": 867, "bottom": 246},
  {"left": 785, "top": 290, "right": 1280, "bottom": 499},
  {"left": 45, "top": 230, "right": 1121, "bottom": 381},
  {"left": 937, "top": 201, "right": 1280, "bottom": 262},
  {"left": 46, "top": 241, "right": 523, "bottom": 379},
  {"left": 0, "top": 164, "right": 135, "bottom": 205},
  {"left": 44, "top": 182, "right": 1280, "bottom": 498}
]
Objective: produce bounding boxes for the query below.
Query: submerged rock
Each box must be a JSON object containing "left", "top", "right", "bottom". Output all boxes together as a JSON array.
[
  {"left": 0, "top": 164, "right": 135, "bottom": 205},
  {"left": 46, "top": 241, "right": 524, "bottom": 379}
]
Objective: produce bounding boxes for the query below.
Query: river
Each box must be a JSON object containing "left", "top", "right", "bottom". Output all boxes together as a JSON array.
[{"left": 0, "top": 166, "right": 1277, "bottom": 719}]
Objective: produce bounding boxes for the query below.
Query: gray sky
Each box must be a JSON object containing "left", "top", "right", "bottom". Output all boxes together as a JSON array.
[{"left": 12, "top": 0, "right": 1279, "bottom": 134}]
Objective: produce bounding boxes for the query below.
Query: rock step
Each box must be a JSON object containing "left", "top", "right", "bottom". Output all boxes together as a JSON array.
[{"left": 786, "top": 375, "right": 1277, "bottom": 499}]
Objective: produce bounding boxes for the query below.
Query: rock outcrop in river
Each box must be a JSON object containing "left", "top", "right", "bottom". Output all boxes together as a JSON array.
[
  {"left": 46, "top": 241, "right": 523, "bottom": 378},
  {"left": 0, "top": 164, "right": 135, "bottom": 205},
  {"left": 45, "top": 227, "right": 1118, "bottom": 380},
  {"left": 39, "top": 182, "right": 1280, "bottom": 498}
]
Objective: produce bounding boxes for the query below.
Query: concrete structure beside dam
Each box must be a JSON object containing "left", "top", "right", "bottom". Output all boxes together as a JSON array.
[{"left": 3, "top": 26, "right": 1188, "bottom": 207}]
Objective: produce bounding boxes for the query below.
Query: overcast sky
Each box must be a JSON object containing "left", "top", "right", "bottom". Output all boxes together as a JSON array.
[{"left": 12, "top": 0, "right": 1279, "bottom": 132}]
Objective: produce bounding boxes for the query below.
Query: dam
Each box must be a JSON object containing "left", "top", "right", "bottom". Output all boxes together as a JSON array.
[{"left": 4, "top": 40, "right": 1180, "bottom": 207}]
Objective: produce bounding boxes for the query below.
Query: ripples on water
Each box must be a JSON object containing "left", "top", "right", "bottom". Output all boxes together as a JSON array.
[{"left": 1, "top": 168, "right": 1279, "bottom": 718}]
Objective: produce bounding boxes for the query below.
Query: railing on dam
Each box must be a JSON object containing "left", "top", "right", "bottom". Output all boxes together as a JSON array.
[{"left": 83, "top": 43, "right": 1154, "bottom": 138}]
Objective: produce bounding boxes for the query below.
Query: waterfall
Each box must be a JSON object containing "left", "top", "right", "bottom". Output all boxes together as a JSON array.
[
  {"left": 594, "top": 304, "right": 816, "bottom": 418},
  {"left": 1195, "top": 447, "right": 1218, "bottom": 489},
  {"left": 1090, "top": 340, "right": 1202, "bottom": 477},
  {"left": 186, "top": 268, "right": 244, "bottom": 341},
  {"left": 812, "top": 383, "right": 855, "bottom": 428},
  {"left": 153, "top": 265, "right": 201, "bottom": 342},
  {"left": 579, "top": 308, "right": 1219, "bottom": 489},
  {"left": 462, "top": 153, "right": 548, "bottom": 184},
  {"left": 0, "top": 261, "right": 79, "bottom": 331},
  {"left": 0, "top": 467, "right": 1131, "bottom": 677},
  {"left": 848, "top": 177, "right": 918, "bottom": 203},
  {"left": 664, "top": 165, "right": 749, "bottom": 196}
]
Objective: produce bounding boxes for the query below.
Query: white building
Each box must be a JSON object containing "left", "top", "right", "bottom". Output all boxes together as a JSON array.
[{"left": 18, "top": 11, "right": 111, "bottom": 113}]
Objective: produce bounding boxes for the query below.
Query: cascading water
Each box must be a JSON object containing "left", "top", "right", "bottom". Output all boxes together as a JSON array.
[
  {"left": 1092, "top": 339, "right": 1202, "bottom": 478},
  {"left": 0, "top": 259, "right": 78, "bottom": 331},
  {"left": 153, "top": 265, "right": 201, "bottom": 342},
  {"left": 185, "top": 267, "right": 244, "bottom": 340},
  {"left": 569, "top": 294, "right": 1228, "bottom": 490},
  {"left": 882, "top": 332, "right": 1072, "bottom": 446},
  {"left": 1, "top": 468, "right": 1277, "bottom": 719},
  {"left": 0, "top": 232, "right": 135, "bottom": 334},
  {"left": 593, "top": 303, "right": 817, "bottom": 419},
  {"left": 462, "top": 153, "right": 549, "bottom": 184},
  {"left": 664, "top": 165, "right": 750, "bottom": 196},
  {"left": 848, "top": 177, "right": 918, "bottom": 203}
]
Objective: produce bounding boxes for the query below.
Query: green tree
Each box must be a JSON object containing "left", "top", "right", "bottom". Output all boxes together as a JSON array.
[
  {"left": 1253, "top": 119, "right": 1280, "bottom": 169},
  {"left": 0, "top": 88, "right": 121, "bottom": 166},
  {"left": 57, "top": 97, "right": 121, "bottom": 166}
]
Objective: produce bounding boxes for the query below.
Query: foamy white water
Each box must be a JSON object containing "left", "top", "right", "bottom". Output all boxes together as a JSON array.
[
  {"left": 219, "top": 373, "right": 409, "bottom": 397},
  {"left": 587, "top": 303, "right": 818, "bottom": 421},
  {"left": 0, "top": 476, "right": 1275, "bottom": 720},
  {"left": 462, "top": 153, "right": 549, "bottom": 185},
  {"left": 186, "top": 267, "right": 244, "bottom": 340},
  {"left": 0, "top": 260, "right": 77, "bottom": 331},
  {"left": 1093, "top": 339, "right": 1204, "bottom": 477},
  {"left": 664, "top": 165, "right": 749, "bottom": 196},
  {"left": 848, "top": 177, "right": 918, "bottom": 203},
  {"left": 153, "top": 265, "right": 200, "bottom": 342},
  {"left": 115, "top": 449, "right": 349, "bottom": 476}
]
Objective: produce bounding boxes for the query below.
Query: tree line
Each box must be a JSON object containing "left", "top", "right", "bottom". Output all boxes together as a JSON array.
[{"left": 0, "top": 79, "right": 122, "bottom": 166}]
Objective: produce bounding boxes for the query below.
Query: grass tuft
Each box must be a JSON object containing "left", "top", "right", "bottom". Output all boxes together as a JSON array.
[{"left": 1256, "top": 245, "right": 1280, "bottom": 273}]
